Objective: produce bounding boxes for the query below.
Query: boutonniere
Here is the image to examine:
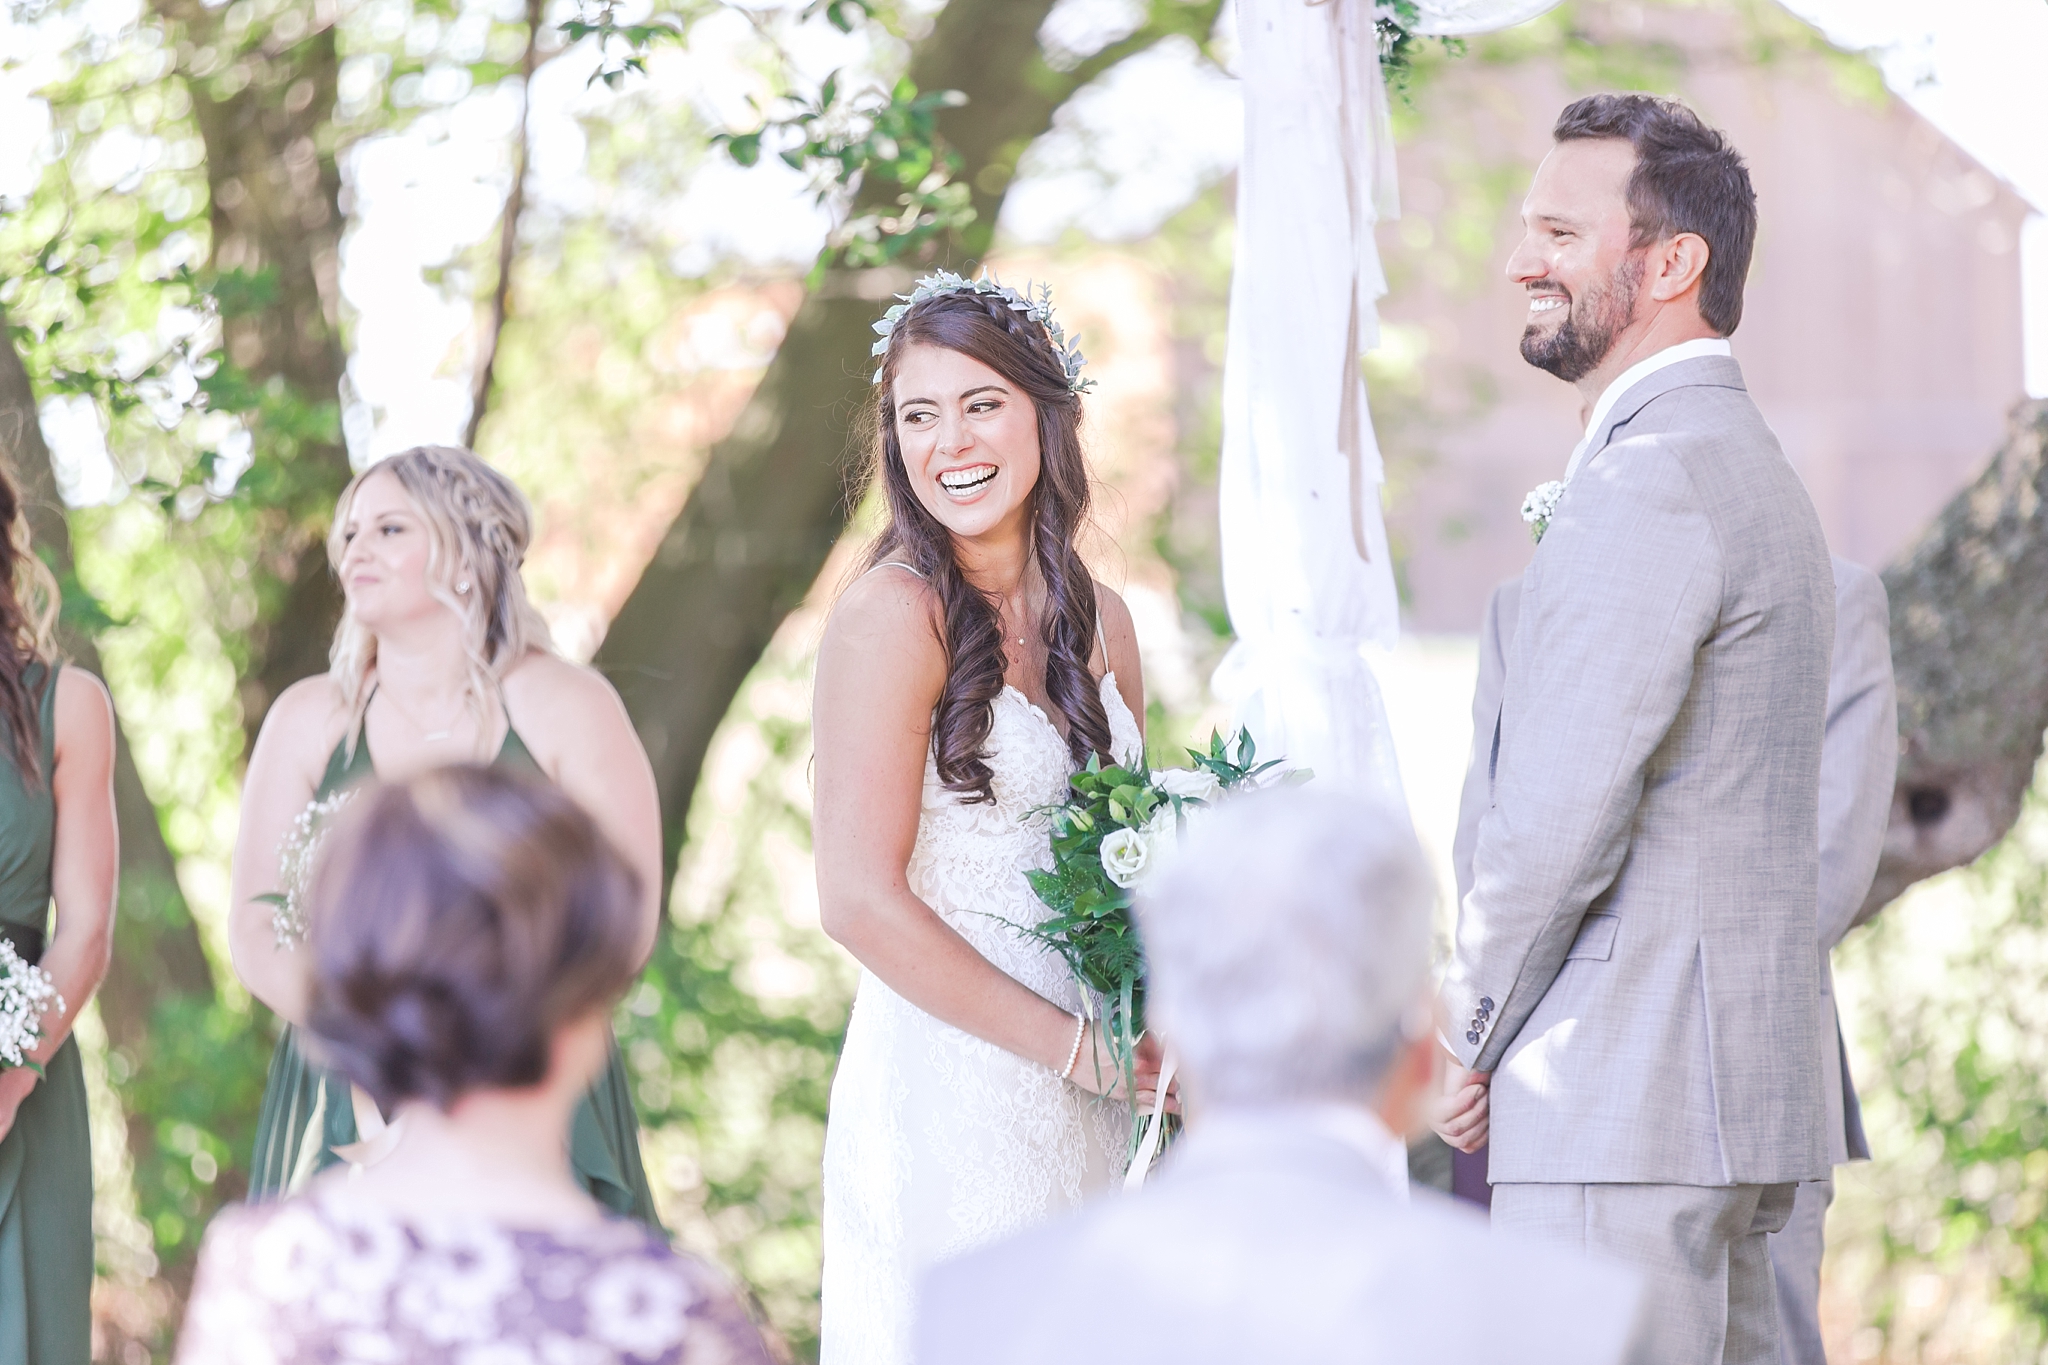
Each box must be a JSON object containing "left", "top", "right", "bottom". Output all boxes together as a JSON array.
[{"left": 1521, "top": 480, "right": 1566, "bottom": 544}]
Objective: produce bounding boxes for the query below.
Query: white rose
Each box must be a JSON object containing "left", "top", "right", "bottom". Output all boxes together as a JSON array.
[
  {"left": 1154, "top": 767, "right": 1222, "bottom": 804},
  {"left": 1099, "top": 827, "right": 1150, "bottom": 889}
]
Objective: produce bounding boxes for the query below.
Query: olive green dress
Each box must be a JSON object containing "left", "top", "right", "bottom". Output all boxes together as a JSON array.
[
  {"left": 0, "top": 664, "right": 91, "bottom": 1365},
  {"left": 246, "top": 725, "right": 660, "bottom": 1224}
]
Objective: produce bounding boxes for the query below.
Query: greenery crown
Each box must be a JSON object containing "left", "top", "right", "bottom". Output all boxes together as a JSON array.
[{"left": 870, "top": 270, "right": 1095, "bottom": 393}]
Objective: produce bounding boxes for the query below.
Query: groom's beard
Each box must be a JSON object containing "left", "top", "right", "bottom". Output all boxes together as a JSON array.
[{"left": 1519, "top": 257, "right": 1645, "bottom": 383}]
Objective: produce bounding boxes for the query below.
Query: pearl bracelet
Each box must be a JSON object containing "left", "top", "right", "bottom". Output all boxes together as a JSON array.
[{"left": 1058, "top": 1013, "right": 1087, "bottom": 1081}]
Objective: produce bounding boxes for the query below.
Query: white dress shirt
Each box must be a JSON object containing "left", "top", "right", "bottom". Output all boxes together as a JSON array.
[{"left": 1563, "top": 336, "right": 1733, "bottom": 482}]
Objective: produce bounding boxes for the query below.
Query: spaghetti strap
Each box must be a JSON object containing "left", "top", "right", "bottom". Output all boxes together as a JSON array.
[
  {"left": 1094, "top": 607, "right": 1108, "bottom": 665},
  {"left": 864, "top": 560, "right": 927, "bottom": 581}
]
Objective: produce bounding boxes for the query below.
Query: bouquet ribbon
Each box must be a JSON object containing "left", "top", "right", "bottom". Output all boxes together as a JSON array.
[{"left": 1123, "top": 1050, "right": 1178, "bottom": 1192}]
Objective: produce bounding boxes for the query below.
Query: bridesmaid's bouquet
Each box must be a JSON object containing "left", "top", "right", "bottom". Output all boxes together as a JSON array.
[
  {"left": 0, "top": 937, "right": 61, "bottom": 1073},
  {"left": 257, "top": 789, "right": 357, "bottom": 950},
  {"left": 1023, "top": 730, "right": 1302, "bottom": 1165}
]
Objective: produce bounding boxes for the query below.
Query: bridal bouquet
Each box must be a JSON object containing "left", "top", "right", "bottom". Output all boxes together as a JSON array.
[
  {"left": 1024, "top": 730, "right": 1301, "bottom": 1163},
  {"left": 0, "top": 937, "right": 62, "bottom": 1072}
]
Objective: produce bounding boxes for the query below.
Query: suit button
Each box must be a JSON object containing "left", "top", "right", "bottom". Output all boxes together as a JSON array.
[
  {"left": 1480, "top": 997, "right": 1494, "bottom": 1011},
  {"left": 1466, "top": 1030, "right": 1480, "bottom": 1045}
]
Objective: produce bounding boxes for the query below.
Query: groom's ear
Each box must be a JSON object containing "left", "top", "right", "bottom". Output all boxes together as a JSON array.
[{"left": 1646, "top": 231, "right": 1712, "bottom": 310}]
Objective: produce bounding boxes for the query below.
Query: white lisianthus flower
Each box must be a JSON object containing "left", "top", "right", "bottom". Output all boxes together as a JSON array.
[
  {"left": 1099, "top": 827, "right": 1150, "bottom": 889},
  {"left": 1154, "top": 766, "right": 1222, "bottom": 804}
]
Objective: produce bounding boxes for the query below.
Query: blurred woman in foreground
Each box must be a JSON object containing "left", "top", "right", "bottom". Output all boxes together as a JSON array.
[{"left": 179, "top": 766, "right": 773, "bottom": 1364}]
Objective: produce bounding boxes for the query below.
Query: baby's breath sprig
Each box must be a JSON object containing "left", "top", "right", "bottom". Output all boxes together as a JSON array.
[
  {"left": 0, "top": 938, "right": 61, "bottom": 1073},
  {"left": 871, "top": 270, "right": 1095, "bottom": 393},
  {"left": 256, "top": 788, "right": 358, "bottom": 951}
]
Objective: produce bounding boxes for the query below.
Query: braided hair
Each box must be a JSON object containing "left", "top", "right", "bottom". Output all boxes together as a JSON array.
[
  {"left": 326, "top": 446, "right": 556, "bottom": 758},
  {"left": 860, "top": 289, "right": 1112, "bottom": 804}
]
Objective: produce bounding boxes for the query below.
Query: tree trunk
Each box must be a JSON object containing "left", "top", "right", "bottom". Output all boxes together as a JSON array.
[
  {"left": 155, "top": 0, "right": 355, "bottom": 749},
  {"left": 595, "top": 0, "right": 1223, "bottom": 875},
  {"left": 1860, "top": 399, "right": 2048, "bottom": 921}
]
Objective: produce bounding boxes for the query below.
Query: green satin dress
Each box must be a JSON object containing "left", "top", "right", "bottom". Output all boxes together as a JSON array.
[
  {"left": 0, "top": 664, "right": 91, "bottom": 1365},
  {"left": 246, "top": 724, "right": 660, "bottom": 1224}
]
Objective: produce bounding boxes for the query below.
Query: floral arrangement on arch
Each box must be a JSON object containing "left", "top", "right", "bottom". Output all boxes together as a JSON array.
[{"left": 1021, "top": 730, "right": 1305, "bottom": 1164}]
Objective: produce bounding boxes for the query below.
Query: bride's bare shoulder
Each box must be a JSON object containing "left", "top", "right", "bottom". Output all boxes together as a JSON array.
[
  {"left": 819, "top": 564, "right": 945, "bottom": 696},
  {"left": 826, "top": 565, "right": 942, "bottom": 652}
]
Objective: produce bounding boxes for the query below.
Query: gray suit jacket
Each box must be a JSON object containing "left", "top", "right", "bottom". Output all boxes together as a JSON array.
[
  {"left": 918, "top": 1111, "right": 1650, "bottom": 1364},
  {"left": 1442, "top": 355, "right": 1836, "bottom": 1187},
  {"left": 1453, "top": 558, "right": 1898, "bottom": 1169}
]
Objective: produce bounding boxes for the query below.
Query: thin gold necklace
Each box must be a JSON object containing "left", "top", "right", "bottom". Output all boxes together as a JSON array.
[{"left": 377, "top": 684, "right": 466, "bottom": 743}]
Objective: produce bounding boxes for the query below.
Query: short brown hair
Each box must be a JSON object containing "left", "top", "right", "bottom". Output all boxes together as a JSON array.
[
  {"left": 304, "top": 765, "right": 643, "bottom": 1112},
  {"left": 1553, "top": 93, "right": 1757, "bottom": 336}
]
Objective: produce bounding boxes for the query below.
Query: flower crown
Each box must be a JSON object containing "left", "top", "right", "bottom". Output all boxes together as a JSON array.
[{"left": 870, "top": 270, "right": 1095, "bottom": 393}]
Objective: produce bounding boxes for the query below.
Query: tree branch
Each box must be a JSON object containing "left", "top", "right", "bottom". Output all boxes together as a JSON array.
[
  {"left": 465, "top": 0, "right": 549, "bottom": 450},
  {"left": 1861, "top": 399, "right": 2048, "bottom": 921}
]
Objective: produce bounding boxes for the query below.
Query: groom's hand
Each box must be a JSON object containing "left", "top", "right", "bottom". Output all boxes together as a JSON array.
[{"left": 1429, "top": 1066, "right": 1491, "bottom": 1154}]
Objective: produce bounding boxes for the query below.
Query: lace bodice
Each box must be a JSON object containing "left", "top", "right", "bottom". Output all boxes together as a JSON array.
[
  {"left": 821, "top": 671, "right": 1144, "bottom": 1365},
  {"left": 908, "top": 676, "right": 1144, "bottom": 1000}
]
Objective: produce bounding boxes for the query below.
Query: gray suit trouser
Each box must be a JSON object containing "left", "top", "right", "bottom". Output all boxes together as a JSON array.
[
  {"left": 1493, "top": 1182, "right": 1796, "bottom": 1365},
  {"left": 1766, "top": 1178, "right": 1834, "bottom": 1365}
]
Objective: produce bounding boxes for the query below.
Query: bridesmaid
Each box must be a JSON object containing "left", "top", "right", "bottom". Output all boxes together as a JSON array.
[
  {"left": 0, "top": 465, "right": 118, "bottom": 1363},
  {"left": 230, "top": 445, "right": 664, "bottom": 1221}
]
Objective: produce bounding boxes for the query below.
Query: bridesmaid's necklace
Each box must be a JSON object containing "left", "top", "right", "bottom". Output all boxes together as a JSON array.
[{"left": 379, "top": 684, "right": 465, "bottom": 743}]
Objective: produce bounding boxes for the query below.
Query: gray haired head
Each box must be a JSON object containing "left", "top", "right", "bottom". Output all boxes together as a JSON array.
[{"left": 1137, "top": 787, "right": 1435, "bottom": 1108}]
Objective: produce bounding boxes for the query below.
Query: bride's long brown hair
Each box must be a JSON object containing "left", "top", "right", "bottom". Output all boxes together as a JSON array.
[{"left": 859, "top": 288, "right": 1112, "bottom": 805}]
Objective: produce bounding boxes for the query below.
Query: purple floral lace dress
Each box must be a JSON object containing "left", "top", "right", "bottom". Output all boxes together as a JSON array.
[{"left": 175, "top": 1185, "right": 776, "bottom": 1365}]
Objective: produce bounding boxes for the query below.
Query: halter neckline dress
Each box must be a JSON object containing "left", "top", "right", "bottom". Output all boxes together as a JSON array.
[
  {"left": 0, "top": 663, "right": 92, "bottom": 1365},
  {"left": 246, "top": 720, "right": 660, "bottom": 1225}
]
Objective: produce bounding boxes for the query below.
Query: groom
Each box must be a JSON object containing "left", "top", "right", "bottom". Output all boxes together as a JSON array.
[{"left": 1435, "top": 94, "right": 1833, "bottom": 1364}]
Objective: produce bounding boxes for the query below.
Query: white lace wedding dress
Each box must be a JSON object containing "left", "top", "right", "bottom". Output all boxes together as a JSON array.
[{"left": 819, "top": 670, "right": 1144, "bottom": 1365}]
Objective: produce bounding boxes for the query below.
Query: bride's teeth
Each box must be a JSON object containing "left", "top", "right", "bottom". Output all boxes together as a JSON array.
[{"left": 939, "top": 466, "right": 997, "bottom": 492}]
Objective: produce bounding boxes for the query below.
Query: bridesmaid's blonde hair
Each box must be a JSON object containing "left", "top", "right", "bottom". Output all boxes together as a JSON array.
[{"left": 327, "top": 446, "right": 555, "bottom": 756}]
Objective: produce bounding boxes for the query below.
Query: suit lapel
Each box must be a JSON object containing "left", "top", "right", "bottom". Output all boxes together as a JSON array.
[{"left": 1581, "top": 354, "right": 1747, "bottom": 472}]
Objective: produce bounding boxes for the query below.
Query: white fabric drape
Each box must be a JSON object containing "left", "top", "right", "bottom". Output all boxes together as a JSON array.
[
  {"left": 1213, "top": 0, "right": 1403, "bottom": 807},
  {"left": 1213, "top": 0, "right": 1561, "bottom": 804}
]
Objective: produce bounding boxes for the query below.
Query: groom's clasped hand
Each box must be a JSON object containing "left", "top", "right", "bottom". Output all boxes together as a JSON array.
[{"left": 1432, "top": 1066, "right": 1490, "bottom": 1154}]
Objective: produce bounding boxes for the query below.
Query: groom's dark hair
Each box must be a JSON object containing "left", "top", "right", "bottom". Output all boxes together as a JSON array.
[{"left": 1553, "top": 93, "right": 1757, "bottom": 336}]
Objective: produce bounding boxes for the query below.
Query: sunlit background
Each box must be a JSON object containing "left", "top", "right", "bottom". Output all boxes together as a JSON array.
[{"left": 5, "top": 0, "right": 2048, "bottom": 1359}]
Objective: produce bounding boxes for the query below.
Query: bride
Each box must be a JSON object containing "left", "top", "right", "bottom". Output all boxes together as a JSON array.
[{"left": 812, "top": 275, "right": 1173, "bottom": 1364}]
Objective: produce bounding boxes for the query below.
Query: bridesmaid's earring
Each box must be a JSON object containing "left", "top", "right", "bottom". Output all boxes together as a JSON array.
[{"left": 457, "top": 580, "right": 471, "bottom": 595}]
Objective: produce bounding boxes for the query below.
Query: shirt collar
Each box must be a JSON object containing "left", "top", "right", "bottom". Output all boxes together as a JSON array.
[
  {"left": 1195, "top": 1102, "right": 1412, "bottom": 1200},
  {"left": 1563, "top": 336, "right": 1732, "bottom": 482}
]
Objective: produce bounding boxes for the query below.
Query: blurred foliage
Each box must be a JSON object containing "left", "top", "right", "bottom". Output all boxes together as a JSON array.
[
  {"left": 719, "top": 74, "right": 972, "bottom": 273},
  {"left": 1831, "top": 772, "right": 2048, "bottom": 1362},
  {"left": 618, "top": 634, "right": 856, "bottom": 1359}
]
